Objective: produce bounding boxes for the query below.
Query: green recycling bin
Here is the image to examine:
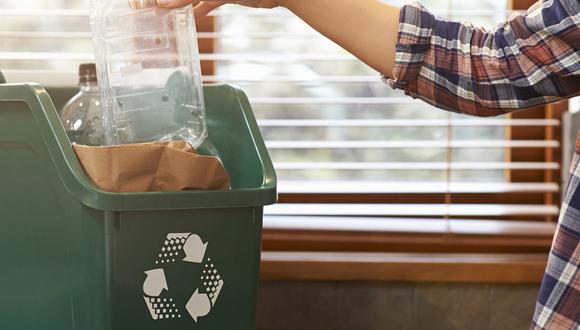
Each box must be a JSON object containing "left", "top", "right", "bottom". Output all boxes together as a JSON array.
[{"left": 0, "top": 82, "right": 277, "bottom": 330}]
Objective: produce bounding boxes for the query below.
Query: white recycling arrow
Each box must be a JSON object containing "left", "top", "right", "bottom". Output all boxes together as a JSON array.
[
  {"left": 143, "top": 269, "right": 168, "bottom": 297},
  {"left": 182, "top": 234, "right": 207, "bottom": 264},
  {"left": 185, "top": 289, "right": 211, "bottom": 322},
  {"left": 211, "top": 279, "right": 224, "bottom": 306},
  {"left": 143, "top": 232, "right": 223, "bottom": 323},
  {"left": 167, "top": 233, "right": 191, "bottom": 240}
]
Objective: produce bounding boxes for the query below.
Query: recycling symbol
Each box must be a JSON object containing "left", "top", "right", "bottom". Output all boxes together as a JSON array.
[{"left": 142, "top": 232, "right": 224, "bottom": 323}]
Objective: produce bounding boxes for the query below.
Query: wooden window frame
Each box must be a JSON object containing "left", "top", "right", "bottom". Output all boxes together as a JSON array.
[{"left": 197, "top": 16, "right": 215, "bottom": 77}]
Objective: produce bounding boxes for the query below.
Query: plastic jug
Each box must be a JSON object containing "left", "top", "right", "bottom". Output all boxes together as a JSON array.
[{"left": 90, "top": 0, "right": 206, "bottom": 148}]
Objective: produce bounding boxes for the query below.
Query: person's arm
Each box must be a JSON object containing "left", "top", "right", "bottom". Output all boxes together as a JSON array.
[
  {"left": 283, "top": 0, "right": 399, "bottom": 78},
  {"left": 160, "top": 0, "right": 580, "bottom": 116},
  {"left": 387, "top": 1, "right": 580, "bottom": 116},
  {"left": 159, "top": 0, "right": 400, "bottom": 77}
]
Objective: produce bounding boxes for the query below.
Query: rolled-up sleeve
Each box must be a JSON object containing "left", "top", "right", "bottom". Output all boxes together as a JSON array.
[{"left": 383, "top": 0, "right": 580, "bottom": 117}]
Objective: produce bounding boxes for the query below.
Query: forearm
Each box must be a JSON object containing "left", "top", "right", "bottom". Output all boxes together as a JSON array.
[{"left": 281, "top": 0, "right": 399, "bottom": 77}]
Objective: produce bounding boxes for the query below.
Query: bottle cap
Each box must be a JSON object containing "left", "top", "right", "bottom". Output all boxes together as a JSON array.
[
  {"left": 79, "top": 63, "right": 97, "bottom": 84},
  {"left": 128, "top": 0, "right": 158, "bottom": 9}
]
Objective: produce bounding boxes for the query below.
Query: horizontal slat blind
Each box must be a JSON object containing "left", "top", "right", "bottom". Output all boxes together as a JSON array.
[
  {"left": 0, "top": 0, "right": 561, "bottom": 223},
  {"left": 276, "top": 181, "right": 559, "bottom": 194}
]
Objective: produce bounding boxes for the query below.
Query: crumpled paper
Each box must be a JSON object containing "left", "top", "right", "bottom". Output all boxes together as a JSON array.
[{"left": 73, "top": 141, "right": 230, "bottom": 192}]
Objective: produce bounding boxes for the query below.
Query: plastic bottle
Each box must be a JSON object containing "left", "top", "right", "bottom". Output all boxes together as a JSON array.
[
  {"left": 60, "top": 63, "right": 105, "bottom": 146},
  {"left": 90, "top": 0, "right": 207, "bottom": 148}
]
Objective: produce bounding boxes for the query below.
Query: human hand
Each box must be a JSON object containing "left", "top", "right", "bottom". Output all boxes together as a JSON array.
[{"left": 157, "top": 0, "right": 283, "bottom": 18}]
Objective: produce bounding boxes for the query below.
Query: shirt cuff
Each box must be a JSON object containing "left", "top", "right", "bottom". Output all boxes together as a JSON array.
[{"left": 382, "top": 2, "right": 435, "bottom": 91}]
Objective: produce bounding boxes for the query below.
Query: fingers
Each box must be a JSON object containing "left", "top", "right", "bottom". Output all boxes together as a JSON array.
[
  {"left": 157, "top": 0, "right": 226, "bottom": 18},
  {"left": 193, "top": 1, "right": 224, "bottom": 18},
  {"left": 158, "top": 0, "right": 224, "bottom": 19},
  {"left": 157, "top": 0, "right": 200, "bottom": 8}
]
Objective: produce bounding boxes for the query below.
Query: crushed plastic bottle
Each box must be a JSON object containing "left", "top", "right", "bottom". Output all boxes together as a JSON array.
[
  {"left": 60, "top": 63, "right": 105, "bottom": 146},
  {"left": 90, "top": 0, "right": 207, "bottom": 147}
]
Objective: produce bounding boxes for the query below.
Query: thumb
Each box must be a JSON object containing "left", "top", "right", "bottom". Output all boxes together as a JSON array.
[{"left": 193, "top": 1, "right": 224, "bottom": 18}]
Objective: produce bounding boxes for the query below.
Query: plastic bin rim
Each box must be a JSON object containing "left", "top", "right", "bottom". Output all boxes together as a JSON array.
[{"left": 0, "top": 82, "right": 277, "bottom": 211}]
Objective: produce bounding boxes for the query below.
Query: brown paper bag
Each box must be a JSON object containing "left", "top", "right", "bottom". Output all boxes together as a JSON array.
[{"left": 73, "top": 141, "right": 230, "bottom": 192}]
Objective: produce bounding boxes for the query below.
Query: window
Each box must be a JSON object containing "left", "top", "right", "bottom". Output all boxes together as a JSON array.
[
  {"left": 212, "top": 3, "right": 561, "bottom": 231},
  {"left": 0, "top": 0, "right": 562, "bottom": 252}
]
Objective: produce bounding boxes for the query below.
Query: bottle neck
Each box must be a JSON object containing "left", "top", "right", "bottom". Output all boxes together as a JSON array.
[{"left": 79, "top": 80, "right": 99, "bottom": 93}]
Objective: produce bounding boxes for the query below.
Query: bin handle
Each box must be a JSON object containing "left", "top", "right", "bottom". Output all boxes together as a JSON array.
[
  {"left": 0, "top": 83, "right": 101, "bottom": 198},
  {"left": 231, "top": 86, "right": 277, "bottom": 191}
]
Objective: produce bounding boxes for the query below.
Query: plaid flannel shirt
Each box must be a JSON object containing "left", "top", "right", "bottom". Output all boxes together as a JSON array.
[
  {"left": 385, "top": 1, "right": 580, "bottom": 329},
  {"left": 534, "top": 138, "right": 580, "bottom": 329},
  {"left": 385, "top": 0, "right": 580, "bottom": 116}
]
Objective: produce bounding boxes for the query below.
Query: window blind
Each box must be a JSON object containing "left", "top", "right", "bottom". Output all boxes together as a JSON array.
[{"left": 0, "top": 0, "right": 562, "bottom": 226}]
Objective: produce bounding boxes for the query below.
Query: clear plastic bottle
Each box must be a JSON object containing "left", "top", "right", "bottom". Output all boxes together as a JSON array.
[
  {"left": 60, "top": 63, "right": 105, "bottom": 146},
  {"left": 90, "top": 0, "right": 207, "bottom": 148}
]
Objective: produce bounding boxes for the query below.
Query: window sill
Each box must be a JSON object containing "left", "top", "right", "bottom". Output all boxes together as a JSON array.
[
  {"left": 262, "top": 216, "right": 556, "bottom": 253},
  {"left": 260, "top": 251, "right": 548, "bottom": 283}
]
